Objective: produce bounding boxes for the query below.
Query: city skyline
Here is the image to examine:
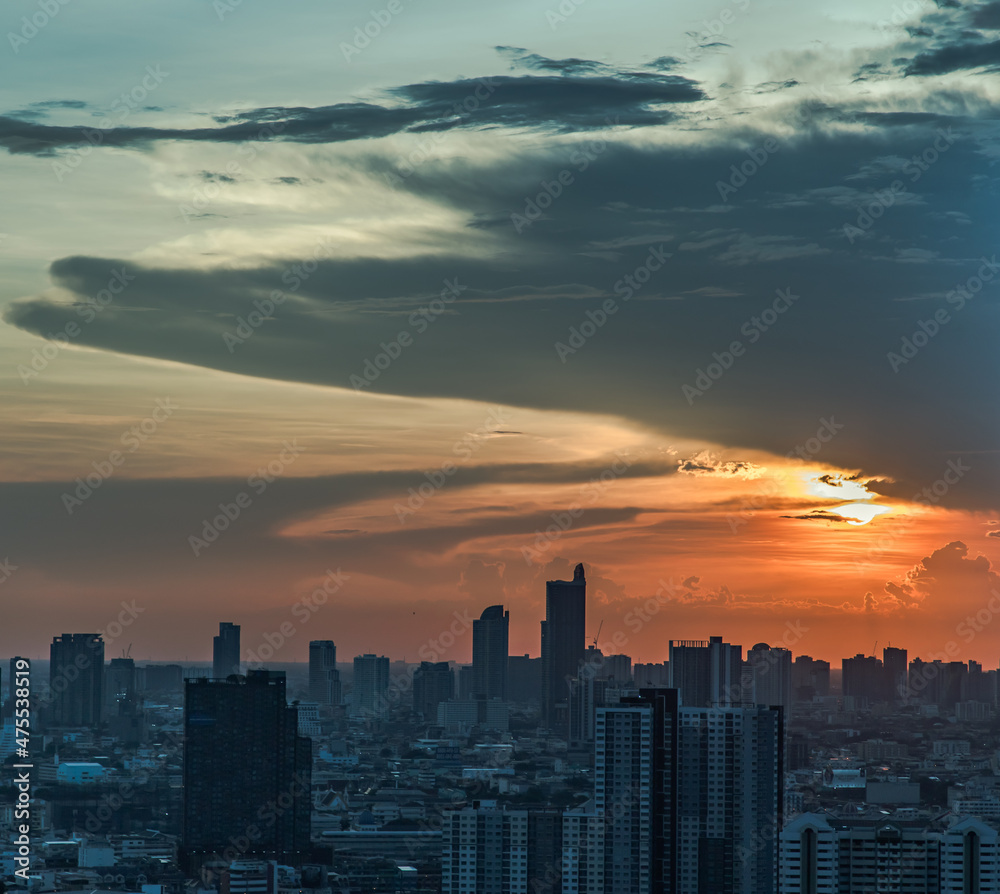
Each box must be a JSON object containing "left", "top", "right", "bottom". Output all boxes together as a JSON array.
[{"left": 3, "top": 1, "right": 1000, "bottom": 672}]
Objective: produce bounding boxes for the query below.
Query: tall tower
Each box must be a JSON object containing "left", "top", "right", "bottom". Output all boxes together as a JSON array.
[
  {"left": 472, "top": 605, "right": 509, "bottom": 701},
  {"left": 49, "top": 634, "right": 104, "bottom": 728},
  {"left": 182, "top": 670, "right": 311, "bottom": 871},
  {"left": 541, "top": 562, "right": 587, "bottom": 732},
  {"left": 308, "top": 640, "right": 339, "bottom": 705},
  {"left": 351, "top": 654, "right": 390, "bottom": 718},
  {"left": 213, "top": 622, "right": 241, "bottom": 678},
  {"left": 746, "top": 643, "right": 793, "bottom": 710}
]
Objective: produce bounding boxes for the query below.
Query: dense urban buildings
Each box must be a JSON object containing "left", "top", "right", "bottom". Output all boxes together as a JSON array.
[
  {"left": 11, "top": 584, "right": 1000, "bottom": 894},
  {"left": 182, "top": 670, "right": 311, "bottom": 871}
]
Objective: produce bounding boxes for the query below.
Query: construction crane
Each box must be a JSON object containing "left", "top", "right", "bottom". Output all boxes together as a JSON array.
[{"left": 592, "top": 620, "right": 603, "bottom": 648}]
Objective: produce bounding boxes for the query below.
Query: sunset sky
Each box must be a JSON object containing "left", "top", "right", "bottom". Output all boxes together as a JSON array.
[{"left": 2, "top": 0, "right": 1000, "bottom": 666}]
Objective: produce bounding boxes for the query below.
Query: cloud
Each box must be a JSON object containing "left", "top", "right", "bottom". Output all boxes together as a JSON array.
[
  {"left": 878, "top": 541, "right": 1000, "bottom": 612},
  {"left": 677, "top": 453, "right": 765, "bottom": 479}
]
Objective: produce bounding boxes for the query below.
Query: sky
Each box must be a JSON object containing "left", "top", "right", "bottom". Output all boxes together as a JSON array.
[{"left": 2, "top": 0, "right": 1000, "bottom": 667}]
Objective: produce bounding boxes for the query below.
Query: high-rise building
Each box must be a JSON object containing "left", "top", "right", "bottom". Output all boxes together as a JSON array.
[
  {"left": 183, "top": 670, "right": 311, "bottom": 870},
  {"left": 413, "top": 661, "right": 454, "bottom": 720},
  {"left": 104, "top": 657, "right": 137, "bottom": 715},
  {"left": 507, "top": 655, "right": 542, "bottom": 705},
  {"left": 49, "top": 634, "right": 104, "bottom": 728},
  {"left": 541, "top": 562, "right": 587, "bottom": 731},
  {"left": 472, "top": 605, "right": 509, "bottom": 701},
  {"left": 668, "top": 636, "right": 743, "bottom": 707},
  {"left": 351, "top": 654, "right": 389, "bottom": 718},
  {"left": 842, "top": 654, "right": 884, "bottom": 707},
  {"left": 593, "top": 689, "right": 782, "bottom": 893},
  {"left": 791, "top": 655, "right": 830, "bottom": 702},
  {"left": 308, "top": 641, "right": 339, "bottom": 705},
  {"left": 745, "top": 643, "right": 792, "bottom": 710},
  {"left": 883, "top": 646, "right": 908, "bottom": 703},
  {"left": 441, "top": 803, "right": 561, "bottom": 894},
  {"left": 213, "top": 622, "right": 241, "bottom": 678}
]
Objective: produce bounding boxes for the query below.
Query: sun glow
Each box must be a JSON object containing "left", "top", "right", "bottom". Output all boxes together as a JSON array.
[{"left": 827, "top": 502, "right": 893, "bottom": 525}]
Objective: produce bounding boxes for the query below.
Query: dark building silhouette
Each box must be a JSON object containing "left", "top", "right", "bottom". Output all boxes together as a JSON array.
[
  {"left": 142, "top": 663, "right": 184, "bottom": 692},
  {"left": 351, "top": 654, "right": 389, "bottom": 718},
  {"left": 541, "top": 562, "right": 587, "bottom": 731},
  {"left": 105, "top": 657, "right": 136, "bottom": 715},
  {"left": 883, "top": 646, "right": 908, "bottom": 703},
  {"left": 746, "top": 643, "right": 792, "bottom": 710},
  {"left": 668, "top": 635, "right": 743, "bottom": 707},
  {"left": 183, "top": 670, "right": 311, "bottom": 870},
  {"left": 49, "top": 634, "right": 104, "bottom": 728},
  {"left": 308, "top": 640, "right": 339, "bottom": 705},
  {"left": 791, "top": 655, "right": 830, "bottom": 702},
  {"left": 472, "top": 604, "right": 509, "bottom": 701},
  {"left": 412, "top": 661, "right": 454, "bottom": 720},
  {"left": 507, "top": 654, "right": 542, "bottom": 705},
  {"left": 842, "top": 653, "right": 885, "bottom": 706},
  {"left": 213, "top": 622, "right": 241, "bottom": 679}
]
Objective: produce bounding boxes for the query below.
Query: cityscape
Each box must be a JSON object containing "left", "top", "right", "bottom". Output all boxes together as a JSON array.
[
  {"left": 4, "top": 0, "right": 1000, "bottom": 892},
  {"left": 3, "top": 562, "right": 1000, "bottom": 891}
]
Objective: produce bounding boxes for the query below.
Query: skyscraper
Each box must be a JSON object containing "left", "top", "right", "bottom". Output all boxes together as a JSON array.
[
  {"left": 594, "top": 688, "right": 782, "bottom": 893},
  {"left": 104, "top": 657, "right": 137, "bottom": 714},
  {"left": 745, "top": 643, "right": 792, "bottom": 710},
  {"left": 183, "top": 670, "right": 311, "bottom": 871},
  {"left": 668, "top": 635, "right": 743, "bottom": 707},
  {"left": 541, "top": 562, "right": 586, "bottom": 731},
  {"left": 49, "top": 634, "right": 104, "bottom": 728},
  {"left": 308, "top": 640, "right": 339, "bottom": 705},
  {"left": 883, "top": 646, "right": 908, "bottom": 703},
  {"left": 213, "top": 622, "right": 241, "bottom": 678},
  {"left": 351, "top": 654, "right": 389, "bottom": 718},
  {"left": 413, "top": 661, "right": 454, "bottom": 720},
  {"left": 472, "top": 604, "right": 509, "bottom": 701}
]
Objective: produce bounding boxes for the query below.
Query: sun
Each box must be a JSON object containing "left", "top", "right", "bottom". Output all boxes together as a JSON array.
[{"left": 826, "top": 502, "right": 893, "bottom": 526}]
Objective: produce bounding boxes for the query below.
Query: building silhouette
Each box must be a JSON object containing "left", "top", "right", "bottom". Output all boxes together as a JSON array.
[
  {"left": 472, "top": 605, "right": 509, "bottom": 701},
  {"left": 213, "top": 622, "right": 241, "bottom": 679},
  {"left": 413, "top": 661, "right": 454, "bottom": 720},
  {"left": 308, "top": 640, "right": 340, "bottom": 705},
  {"left": 182, "top": 670, "right": 311, "bottom": 871},
  {"left": 745, "top": 643, "right": 793, "bottom": 710},
  {"left": 541, "top": 563, "right": 587, "bottom": 731},
  {"left": 351, "top": 654, "right": 389, "bottom": 718},
  {"left": 668, "top": 636, "right": 743, "bottom": 707},
  {"left": 49, "top": 634, "right": 104, "bottom": 728}
]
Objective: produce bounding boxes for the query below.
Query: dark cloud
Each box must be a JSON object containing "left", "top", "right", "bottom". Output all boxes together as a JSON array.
[
  {"left": 972, "top": 1, "right": 1000, "bottom": 28},
  {"left": 904, "top": 37, "right": 1000, "bottom": 75},
  {"left": 0, "top": 60, "right": 703, "bottom": 158}
]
